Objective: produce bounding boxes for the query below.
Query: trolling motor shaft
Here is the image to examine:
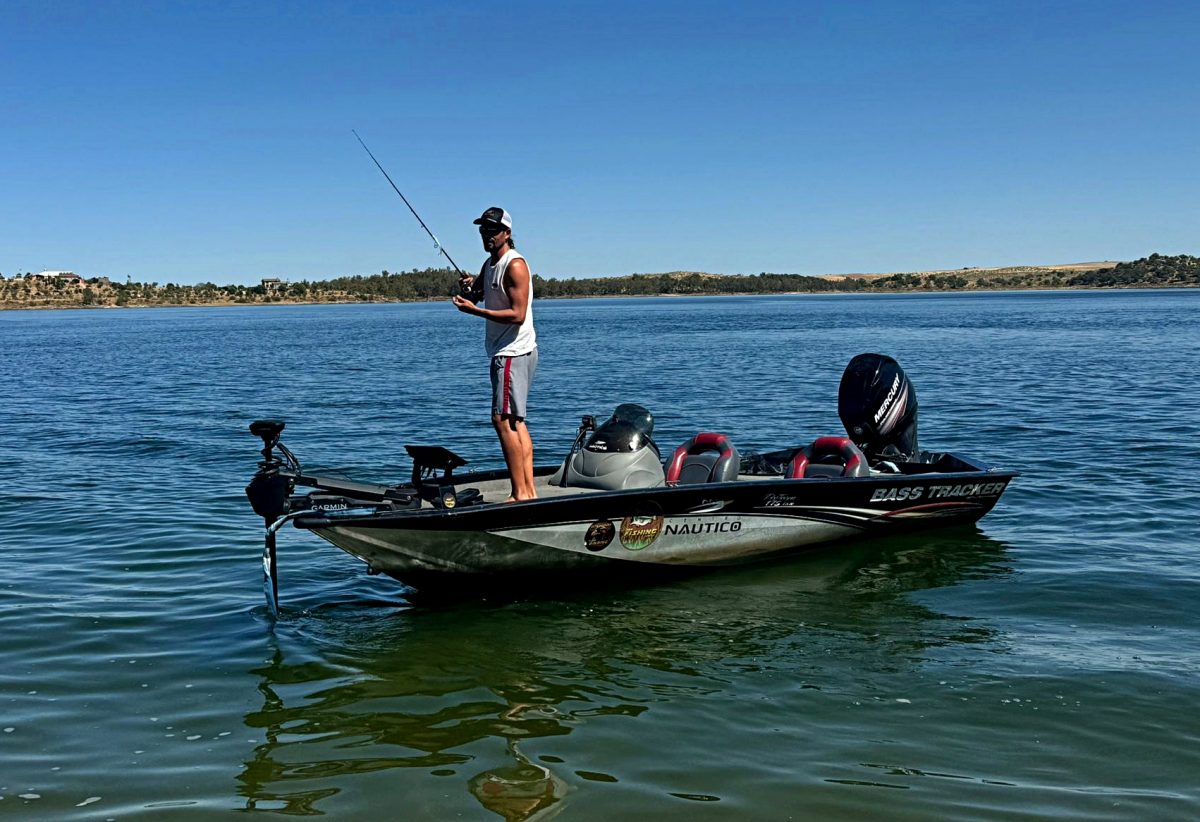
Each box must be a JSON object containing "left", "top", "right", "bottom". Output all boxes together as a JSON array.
[{"left": 246, "top": 419, "right": 294, "bottom": 617}]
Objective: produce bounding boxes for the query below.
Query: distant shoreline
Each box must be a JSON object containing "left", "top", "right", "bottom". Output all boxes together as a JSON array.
[
  {"left": 4, "top": 282, "right": 1198, "bottom": 312},
  {"left": 2, "top": 254, "right": 1196, "bottom": 310}
]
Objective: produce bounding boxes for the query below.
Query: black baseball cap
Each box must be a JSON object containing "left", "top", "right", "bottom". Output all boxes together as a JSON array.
[{"left": 472, "top": 206, "right": 512, "bottom": 230}]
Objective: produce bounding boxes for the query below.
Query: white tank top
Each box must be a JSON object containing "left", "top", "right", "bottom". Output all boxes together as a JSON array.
[{"left": 482, "top": 248, "right": 537, "bottom": 358}]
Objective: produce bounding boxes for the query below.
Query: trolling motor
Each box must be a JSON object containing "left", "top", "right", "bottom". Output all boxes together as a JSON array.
[
  {"left": 246, "top": 420, "right": 481, "bottom": 616},
  {"left": 246, "top": 419, "right": 300, "bottom": 618},
  {"left": 246, "top": 420, "right": 297, "bottom": 521}
]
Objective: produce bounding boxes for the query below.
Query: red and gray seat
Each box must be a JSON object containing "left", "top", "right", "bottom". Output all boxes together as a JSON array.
[
  {"left": 665, "top": 432, "right": 740, "bottom": 485},
  {"left": 787, "top": 436, "right": 870, "bottom": 479}
]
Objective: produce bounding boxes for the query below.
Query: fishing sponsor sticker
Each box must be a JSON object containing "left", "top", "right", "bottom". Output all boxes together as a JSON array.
[
  {"left": 619, "top": 514, "right": 664, "bottom": 551},
  {"left": 584, "top": 519, "right": 616, "bottom": 551}
]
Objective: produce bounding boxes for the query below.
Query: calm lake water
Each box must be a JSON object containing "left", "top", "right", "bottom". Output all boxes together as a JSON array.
[{"left": 2, "top": 290, "right": 1198, "bottom": 820}]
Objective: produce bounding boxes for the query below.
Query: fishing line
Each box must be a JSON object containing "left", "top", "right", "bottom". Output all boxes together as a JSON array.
[{"left": 352, "top": 129, "right": 465, "bottom": 276}]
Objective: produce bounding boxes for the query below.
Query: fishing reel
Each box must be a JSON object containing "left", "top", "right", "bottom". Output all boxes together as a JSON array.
[{"left": 458, "top": 274, "right": 483, "bottom": 301}]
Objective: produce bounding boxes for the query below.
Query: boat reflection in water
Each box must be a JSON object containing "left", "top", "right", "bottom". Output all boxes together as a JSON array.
[
  {"left": 237, "top": 529, "right": 1012, "bottom": 817},
  {"left": 468, "top": 738, "right": 570, "bottom": 821}
]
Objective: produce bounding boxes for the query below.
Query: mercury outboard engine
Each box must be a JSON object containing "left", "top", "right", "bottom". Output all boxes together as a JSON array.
[
  {"left": 838, "top": 353, "right": 919, "bottom": 461},
  {"left": 552, "top": 403, "right": 666, "bottom": 490}
]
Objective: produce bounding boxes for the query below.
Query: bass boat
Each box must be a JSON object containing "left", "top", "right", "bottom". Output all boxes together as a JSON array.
[{"left": 246, "top": 354, "right": 1016, "bottom": 612}]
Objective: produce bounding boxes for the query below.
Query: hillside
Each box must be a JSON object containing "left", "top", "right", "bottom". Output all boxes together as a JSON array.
[{"left": 1, "top": 254, "right": 1196, "bottom": 309}]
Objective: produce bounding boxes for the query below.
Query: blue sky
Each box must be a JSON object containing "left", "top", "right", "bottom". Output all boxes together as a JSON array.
[{"left": 2, "top": 0, "right": 1196, "bottom": 285}]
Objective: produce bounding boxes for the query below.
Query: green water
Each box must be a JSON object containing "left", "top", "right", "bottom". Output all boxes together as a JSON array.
[{"left": 2, "top": 291, "right": 1197, "bottom": 819}]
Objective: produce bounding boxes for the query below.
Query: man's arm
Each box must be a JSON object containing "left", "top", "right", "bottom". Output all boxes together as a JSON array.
[
  {"left": 499, "top": 258, "right": 531, "bottom": 325},
  {"left": 453, "top": 258, "right": 530, "bottom": 323}
]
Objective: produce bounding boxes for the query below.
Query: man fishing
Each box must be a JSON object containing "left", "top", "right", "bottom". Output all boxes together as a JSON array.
[{"left": 452, "top": 207, "right": 539, "bottom": 502}]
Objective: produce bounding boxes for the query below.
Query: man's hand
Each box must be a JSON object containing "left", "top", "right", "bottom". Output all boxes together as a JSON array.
[
  {"left": 458, "top": 274, "right": 476, "bottom": 297},
  {"left": 452, "top": 294, "right": 478, "bottom": 314}
]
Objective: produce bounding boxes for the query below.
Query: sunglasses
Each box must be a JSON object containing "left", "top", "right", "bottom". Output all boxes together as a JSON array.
[{"left": 478, "top": 224, "right": 507, "bottom": 236}]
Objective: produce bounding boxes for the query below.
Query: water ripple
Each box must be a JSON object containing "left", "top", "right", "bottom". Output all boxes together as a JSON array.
[{"left": 2, "top": 292, "right": 1199, "bottom": 818}]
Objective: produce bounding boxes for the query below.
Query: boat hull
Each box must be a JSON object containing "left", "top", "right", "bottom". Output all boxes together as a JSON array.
[{"left": 302, "top": 468, "right": 1015, "bottom": 585}]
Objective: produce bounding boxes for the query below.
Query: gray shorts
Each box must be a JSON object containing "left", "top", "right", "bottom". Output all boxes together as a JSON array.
[{"left": 490, "top": 348, "right": 538, "bottom": 419}]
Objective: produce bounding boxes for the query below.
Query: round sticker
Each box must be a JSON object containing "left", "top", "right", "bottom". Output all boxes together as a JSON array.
[
  {"left": 619, "top": 513, "right": 664, "bottom": 551},
  {"left": 584, "top": 519, "right": 616, "bottom": 551}
]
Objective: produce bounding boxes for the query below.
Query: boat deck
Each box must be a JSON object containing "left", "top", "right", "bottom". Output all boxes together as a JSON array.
[{"left": 457, "top": 472, "right": 784, "bottom": 506}]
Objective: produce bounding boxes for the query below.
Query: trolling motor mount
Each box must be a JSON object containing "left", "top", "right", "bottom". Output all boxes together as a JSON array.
[
  {"left": 246, "top": 419, "right": 295, "bottom": 523},
  {"left": 404, "top": 445, "right": 478, "bottom": 509}
]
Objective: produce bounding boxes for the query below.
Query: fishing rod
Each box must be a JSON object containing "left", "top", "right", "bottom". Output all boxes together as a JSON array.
[{"left": 352, "top": 129, "right": 466, "bottom": 277}]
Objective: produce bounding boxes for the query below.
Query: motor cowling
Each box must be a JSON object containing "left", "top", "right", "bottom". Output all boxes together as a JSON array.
[
  {"left": 837, "top": 353, "right": 919, "bottom": 461},
  {"left": 553, "top": 404, "right": 665, "bottom": 490},
  {"left": 246, "top": 470, "right": 292, "bottom": 521},
  {"left": 585, "top": 403, "right": 657, "bottom": 454}
]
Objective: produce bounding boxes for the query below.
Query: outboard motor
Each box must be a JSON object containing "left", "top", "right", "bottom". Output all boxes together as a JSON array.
[
  {"left": 552, "top": 404, "right": 666, "bottom": 490},
  {"left": 838, "top": 353, "right": 919, "bottom": 461}
]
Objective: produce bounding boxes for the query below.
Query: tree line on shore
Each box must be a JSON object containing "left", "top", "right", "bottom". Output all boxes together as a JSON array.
[{"left": 1, "top": 254, "right": 1196, "bottom": 308}]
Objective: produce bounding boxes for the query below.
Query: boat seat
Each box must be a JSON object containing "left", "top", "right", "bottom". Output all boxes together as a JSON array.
[
  {"left": 787, "top": 436, "right": 870, "bottom": 479},
  {"left": 665, "top": 432, "right": 740, "bottom": 485}
]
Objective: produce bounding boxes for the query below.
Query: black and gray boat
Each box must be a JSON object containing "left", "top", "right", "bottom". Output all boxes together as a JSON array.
[{"left": 246, "top": 354, "right": 1016, "bottom": 611}]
